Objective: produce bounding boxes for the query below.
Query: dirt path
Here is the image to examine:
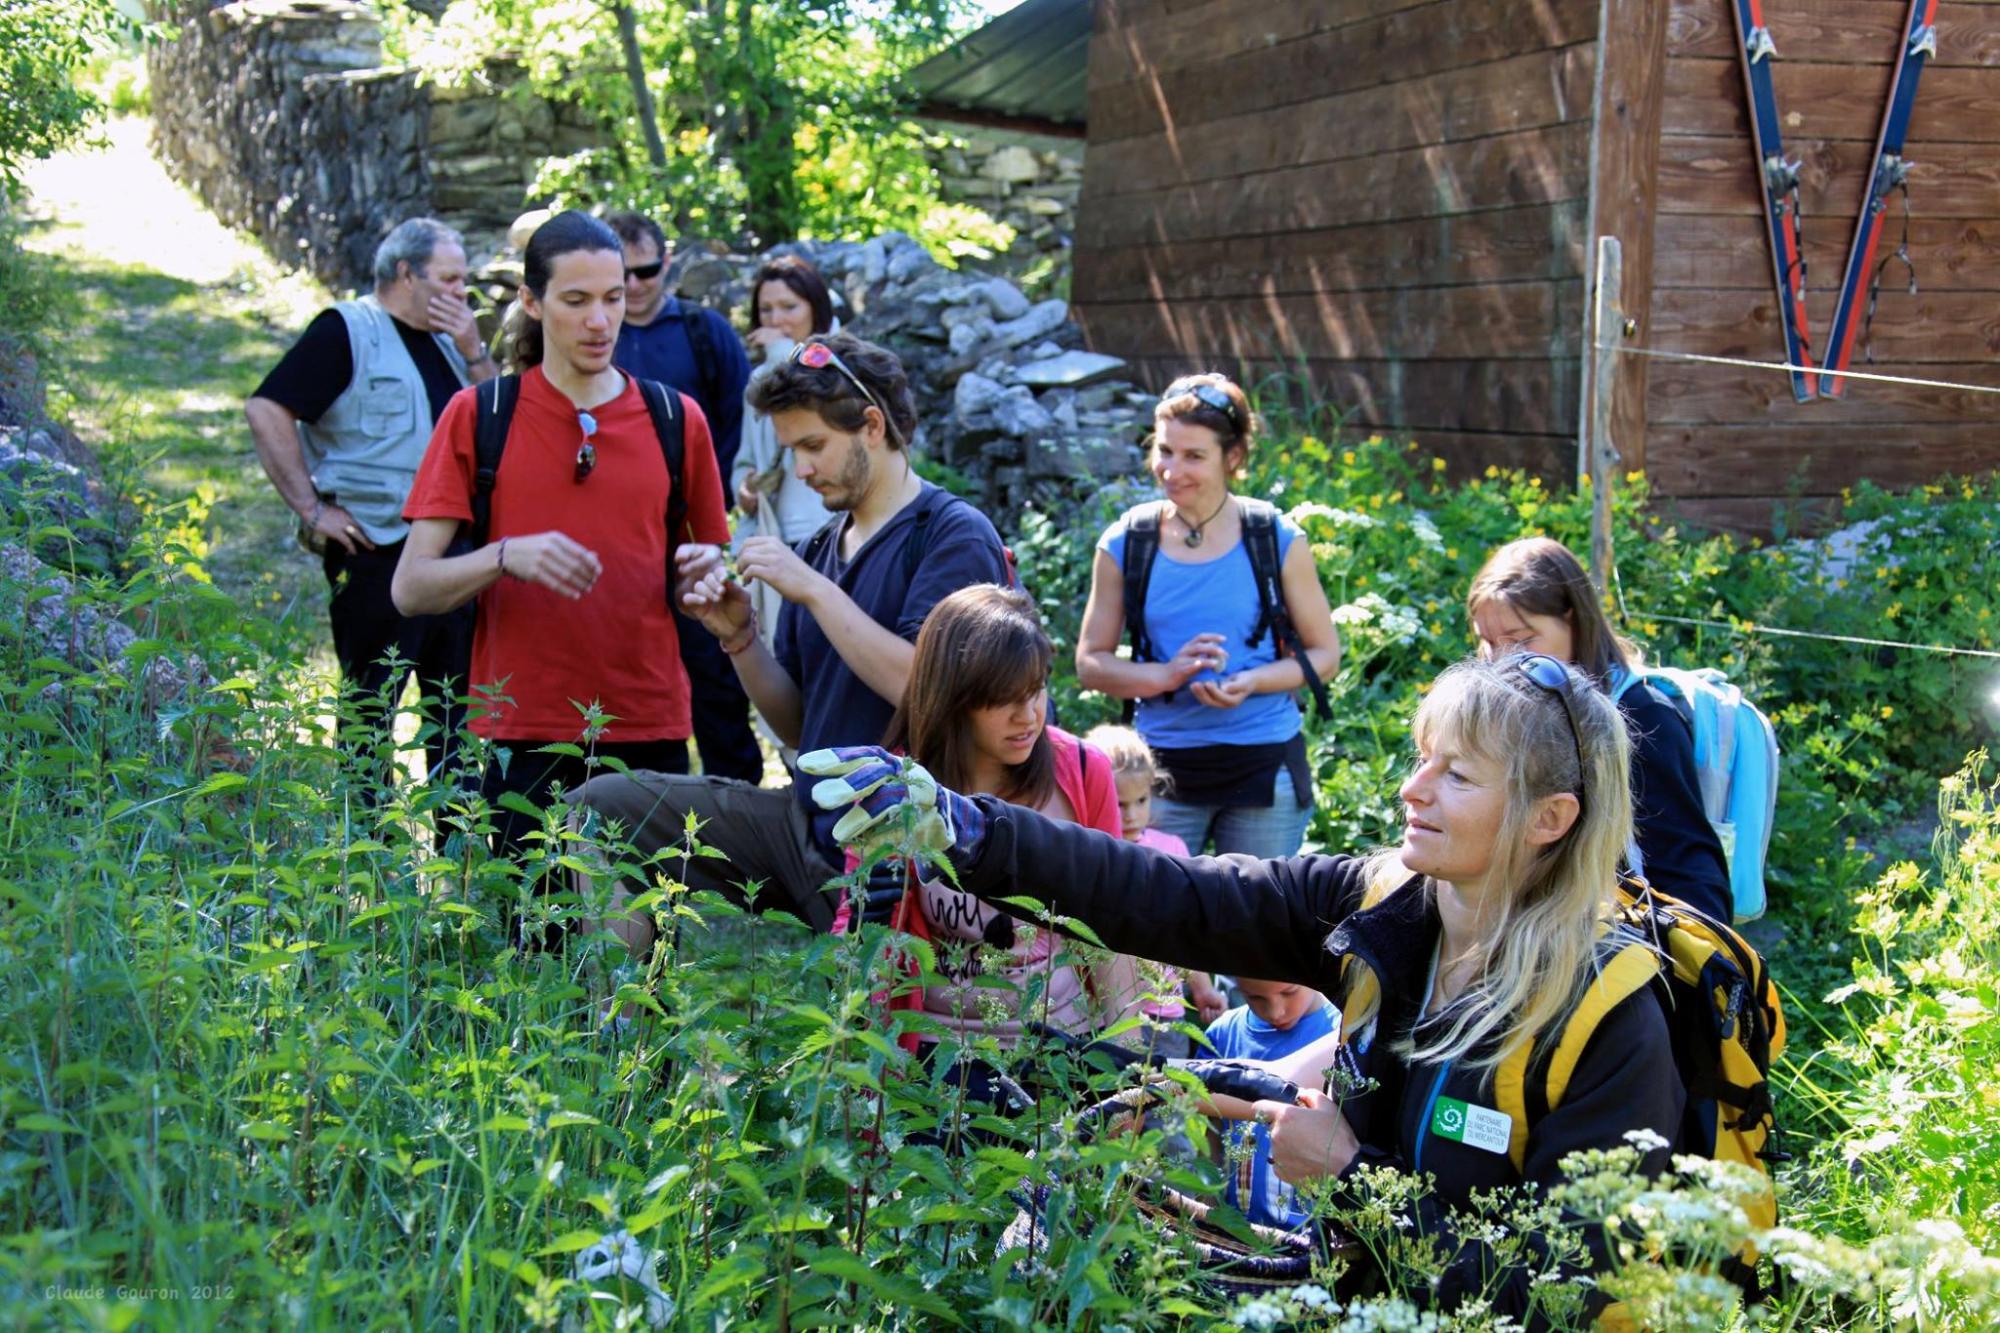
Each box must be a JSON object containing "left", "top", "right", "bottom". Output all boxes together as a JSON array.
[{"left": 18, "top": 117, "right": 333, "bottom": 647}]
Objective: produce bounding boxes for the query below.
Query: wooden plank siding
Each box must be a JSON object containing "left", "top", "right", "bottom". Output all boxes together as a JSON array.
[
  {"left": 1072, "top": 0, "right": 2000, "bottom": 529},
  {"left": 1646, "top": 0, "right": 2000, "bottom": 527},
  {"left": 1073, "top": 0, "right": 1600, "bottom": 477}
]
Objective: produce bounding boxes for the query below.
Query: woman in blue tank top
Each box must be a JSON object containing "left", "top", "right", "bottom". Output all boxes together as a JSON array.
[{"left": 1075, "top": 374, "right": 1342, "bottom": 857}]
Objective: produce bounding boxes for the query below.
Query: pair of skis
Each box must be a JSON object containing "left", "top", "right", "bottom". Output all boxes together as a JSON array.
[{"left": 1730, "top": 0, "right": 1941, "bottom": 401}]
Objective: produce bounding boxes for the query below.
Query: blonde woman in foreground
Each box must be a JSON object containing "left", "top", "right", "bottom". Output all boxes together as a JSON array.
[{"left": 803, "top": 654, "right": 1681, "bottom": 1324}]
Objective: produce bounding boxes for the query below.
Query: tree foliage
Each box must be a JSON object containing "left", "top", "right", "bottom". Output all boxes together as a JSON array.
[
  {"left": 389, "top": 0, "right": 995, "bottom": 251},
  {"left": 0, "top": 0, "right": 128, "bottom": 196}
]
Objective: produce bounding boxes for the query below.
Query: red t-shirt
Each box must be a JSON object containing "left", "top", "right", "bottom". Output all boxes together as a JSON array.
[{"left": 404, "top": 367, "right": 731, "bottom": 742}]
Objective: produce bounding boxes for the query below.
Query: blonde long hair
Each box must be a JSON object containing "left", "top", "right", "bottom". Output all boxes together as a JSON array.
[{"left": 1362, "top": 655, "right": 1635, "bottom": 1074}]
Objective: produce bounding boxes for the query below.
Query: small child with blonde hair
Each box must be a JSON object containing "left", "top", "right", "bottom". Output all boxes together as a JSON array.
[{"left": 1084, "top": 724, "right": 1228, "bottom": 1055}]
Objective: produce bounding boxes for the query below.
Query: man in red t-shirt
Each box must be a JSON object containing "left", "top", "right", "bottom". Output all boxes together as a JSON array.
[{"left": 393, "top": 212, "right": 729, "bottom": 944}]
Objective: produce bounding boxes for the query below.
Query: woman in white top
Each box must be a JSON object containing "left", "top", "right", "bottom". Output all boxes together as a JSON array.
[
  {"left": 734, "top": 257, "right": 838, "bottom": 649},
  {"left": 736, "top": 256, "right": 838, "bottom": 536}
]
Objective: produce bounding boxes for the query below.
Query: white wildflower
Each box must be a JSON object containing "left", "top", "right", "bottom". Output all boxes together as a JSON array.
[{"left": 575, "top": 1229, "right": 675, "bottom": 1327}]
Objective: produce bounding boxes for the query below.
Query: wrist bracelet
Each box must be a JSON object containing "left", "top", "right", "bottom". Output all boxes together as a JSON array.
[
  {"left": 307, "top": 498, "right": 325, "bottom": 528},
  {"left": 719, "top": 615, "right": 758, "bottom": 655},
  {"left": 496, "top": 537, "right": 510, "bottom": 577}
]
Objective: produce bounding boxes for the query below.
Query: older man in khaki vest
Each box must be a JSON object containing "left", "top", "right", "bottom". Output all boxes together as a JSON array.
[{"left": 245, "top": 217, "right": 497, "bottom": 783}]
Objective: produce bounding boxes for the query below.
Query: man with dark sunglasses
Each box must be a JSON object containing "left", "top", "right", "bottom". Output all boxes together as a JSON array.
[{"left": 604, "top": 210, "right": 763, "bottom": 785}]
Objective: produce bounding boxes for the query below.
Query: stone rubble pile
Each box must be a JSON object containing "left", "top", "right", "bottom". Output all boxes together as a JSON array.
[
  {"left": 660, "top": 231, "right": 1155, "bottom": 518},
  {"left": 0, "top": 341, "right": 207, "bottom": 710},
  {"left": 924, "top": 127, "right": 1082, "bottom": 274}
]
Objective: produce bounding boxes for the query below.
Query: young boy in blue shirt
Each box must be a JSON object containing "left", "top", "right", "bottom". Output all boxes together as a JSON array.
[{"left": 1204, "top": 977, "right": 1338, "bottom": 1229}]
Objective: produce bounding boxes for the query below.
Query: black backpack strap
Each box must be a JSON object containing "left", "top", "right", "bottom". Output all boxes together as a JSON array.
[
  {"left": 1121, "top": 504, "right": 1164, "bottom": 664},
  {"left": 799, "top": 514, "right": 843, "bottom": 576},
  {"left": 900, "top": 501, "right": 936, "bottom": 586},
  {"left": 1240, "top": 498, "right": 1333, "bottom": 722},
  {"left": 679, "top": 300, "right": 721, "bottom": 421},
  {"left": 1119, "top": 503, "right": 1167, "bottom": 723},
  {"left": 637, "top": 379, "right": 688, "bottom": 606},
  {"left": 468, "top": 374, "right": 520, "bottom": 550},
  {"left": 1240, "top": 500, "right": 1283, "bottom": 651}
]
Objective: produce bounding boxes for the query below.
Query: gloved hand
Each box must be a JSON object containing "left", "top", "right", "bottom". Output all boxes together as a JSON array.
[{"left": 798, "top": 746, "right": 987, "bottom": 869}]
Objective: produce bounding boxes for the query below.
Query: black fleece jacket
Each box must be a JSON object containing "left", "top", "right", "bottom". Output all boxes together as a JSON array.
[
  {"left": 960, "top": 801, "right": 1683, "bottom": 1325},
  {"left": 1622, "top": 682, "right": 1732, "bottom": 922}
]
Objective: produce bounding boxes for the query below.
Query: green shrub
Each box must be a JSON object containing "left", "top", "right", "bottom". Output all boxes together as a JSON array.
[
  {"left": 1787, "top": 753, "right": 2000, "bottom": 1254},
  {"left": 0, "top": 221, "right": 60, "bottom": 350},
  {"left": 7, "top": 331, "right": 2000, "bottom": 1325},
  {"left": 0, "top": 0, "right": 127, "bottom": 194}
]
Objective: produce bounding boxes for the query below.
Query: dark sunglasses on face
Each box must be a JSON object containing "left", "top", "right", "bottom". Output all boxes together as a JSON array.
[
  {"left": 1162, "top": 382, "right": 1242, "bottom": 429},
  {"left": 574, "top": 410, "right": 598, "bottom": 483},
  {"left": 1511, "top": 652, "right": 1589, "bottom": 818},
  {"left": 625, "top": 261, "right": 665, "bottom": 281}
]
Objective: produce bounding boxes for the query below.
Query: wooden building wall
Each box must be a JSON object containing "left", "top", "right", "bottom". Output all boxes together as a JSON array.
[
  {"left": 1072, "top": 0, "right": 2000, "bottom": 530},
  {"left": 1071, "top": 0, "right": 1603, "bottom": 478},
  {"left": 1642, "top": 0, "right": 2000, "bottom": 532}
]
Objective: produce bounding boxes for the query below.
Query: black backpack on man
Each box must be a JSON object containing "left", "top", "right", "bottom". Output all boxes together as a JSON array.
[{"left": 458, "top": 374, "right": 690, "bottom": 605}]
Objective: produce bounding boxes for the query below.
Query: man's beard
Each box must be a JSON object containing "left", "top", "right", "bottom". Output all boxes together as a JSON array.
[{"left": 821, "top": 441, "right": 873, "bottom": 512}]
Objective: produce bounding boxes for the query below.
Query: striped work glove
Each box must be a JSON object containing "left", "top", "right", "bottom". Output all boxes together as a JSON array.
[{"left": 799, "top": 746, "right": 986, "bottom": 870}]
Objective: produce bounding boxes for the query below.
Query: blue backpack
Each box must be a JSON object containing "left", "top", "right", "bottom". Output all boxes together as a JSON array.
[{"left": 1610, "top": 666, "right": 1780, "bottom": 921}]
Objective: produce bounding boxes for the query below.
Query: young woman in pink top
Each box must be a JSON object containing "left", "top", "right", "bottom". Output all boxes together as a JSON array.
[{"left": 882, "top": 585, "right": 1148, "bottom": 1053}]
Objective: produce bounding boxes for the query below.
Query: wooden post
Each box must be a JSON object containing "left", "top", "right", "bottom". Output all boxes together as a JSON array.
[{"left": 1583, "top": 235, "right": 1623, "bottom": 598}]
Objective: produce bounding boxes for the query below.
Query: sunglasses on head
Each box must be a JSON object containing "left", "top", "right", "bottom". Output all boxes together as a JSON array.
[
  {"left": 791, "top": 339, "right": 899, "bottom": 443},
  {"left": 624, "top": 261, "right": 665, "bottom": 281},
  {"left": 573, "top": 410, "right": 598, "bottom": 483},
  {"left": 1163, "top": 382, "right": 1242, "bottom": 429},
  {"left": 1511, "top": 652, "right": 1589, "bottom": 818}
]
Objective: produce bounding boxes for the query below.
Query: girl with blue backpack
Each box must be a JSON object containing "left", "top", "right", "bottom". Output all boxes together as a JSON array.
[{"left": 1466, "top": 538, "right": 1734, "bottom": 922}]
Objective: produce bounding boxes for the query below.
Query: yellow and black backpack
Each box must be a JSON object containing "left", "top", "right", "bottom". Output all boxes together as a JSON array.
[{"left": 1494, "top": 878, "right": 1787, "bottom": 1278}]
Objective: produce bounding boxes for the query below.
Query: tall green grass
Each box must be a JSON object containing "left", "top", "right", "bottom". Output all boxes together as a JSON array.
[{"left": 7, "top": 328, "right": 2000, "bottom": 1324}]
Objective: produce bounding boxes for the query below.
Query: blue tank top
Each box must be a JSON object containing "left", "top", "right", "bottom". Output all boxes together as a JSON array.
[{"left": 1098, "top": 504, "right": 1304, "bottom": 749}]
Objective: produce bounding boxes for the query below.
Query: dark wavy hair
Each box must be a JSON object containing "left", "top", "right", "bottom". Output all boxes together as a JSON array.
[
  {"left": 884, "top": 584, "right": 1055, "bottom": 808},
  {"left": 749, "top": 255, "right": 835, "bottom": 337},
  {"left": 1153, "top": 372, "right": 1256, "bottom": 463},
  {"left": 745, "top": 332, "right": 917, "bottom": 450},
  {"left": 510, "top": 210, "right": 623, "bottom": 370}
]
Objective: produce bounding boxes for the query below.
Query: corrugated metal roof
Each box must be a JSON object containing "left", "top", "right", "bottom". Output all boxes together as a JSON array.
[{"left": 907, "top": 0, "right": 1091, "bottom": 132}]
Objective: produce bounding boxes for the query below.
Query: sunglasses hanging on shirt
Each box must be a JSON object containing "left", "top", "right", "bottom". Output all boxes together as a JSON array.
[{"left": 574, "top": 409, "right": 598, "bottom": 483}]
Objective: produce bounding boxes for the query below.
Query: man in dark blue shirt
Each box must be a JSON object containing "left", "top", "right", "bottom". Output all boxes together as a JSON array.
[
  {"left": 575, "top": 334, "right": 1012, "bottom": 933},
  {"left": 606, "top": 211, "right": 762, "bottom": 783}
]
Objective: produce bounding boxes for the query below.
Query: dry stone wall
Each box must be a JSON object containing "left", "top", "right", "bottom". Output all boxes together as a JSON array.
[
  {"left": 149, "top": 0, "right": 594, "bottom": 293},
  {"left": 924, "top": 125, "right": 1081, "bottom": 275},
  {"left": 658, "top": 230, "right": 1152, "bottom": 522}
]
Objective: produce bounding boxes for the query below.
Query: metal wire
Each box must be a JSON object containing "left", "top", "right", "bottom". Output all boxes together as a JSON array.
[
  {"left": 1627, "top": 612, "right": 2000, "bottom": 660},
  {"left": 1618, "top": 342, "right": 2000, "bottom": 396},
  {"left": 1594, "top": 336, "right": 1999, "bottom": 659}
]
